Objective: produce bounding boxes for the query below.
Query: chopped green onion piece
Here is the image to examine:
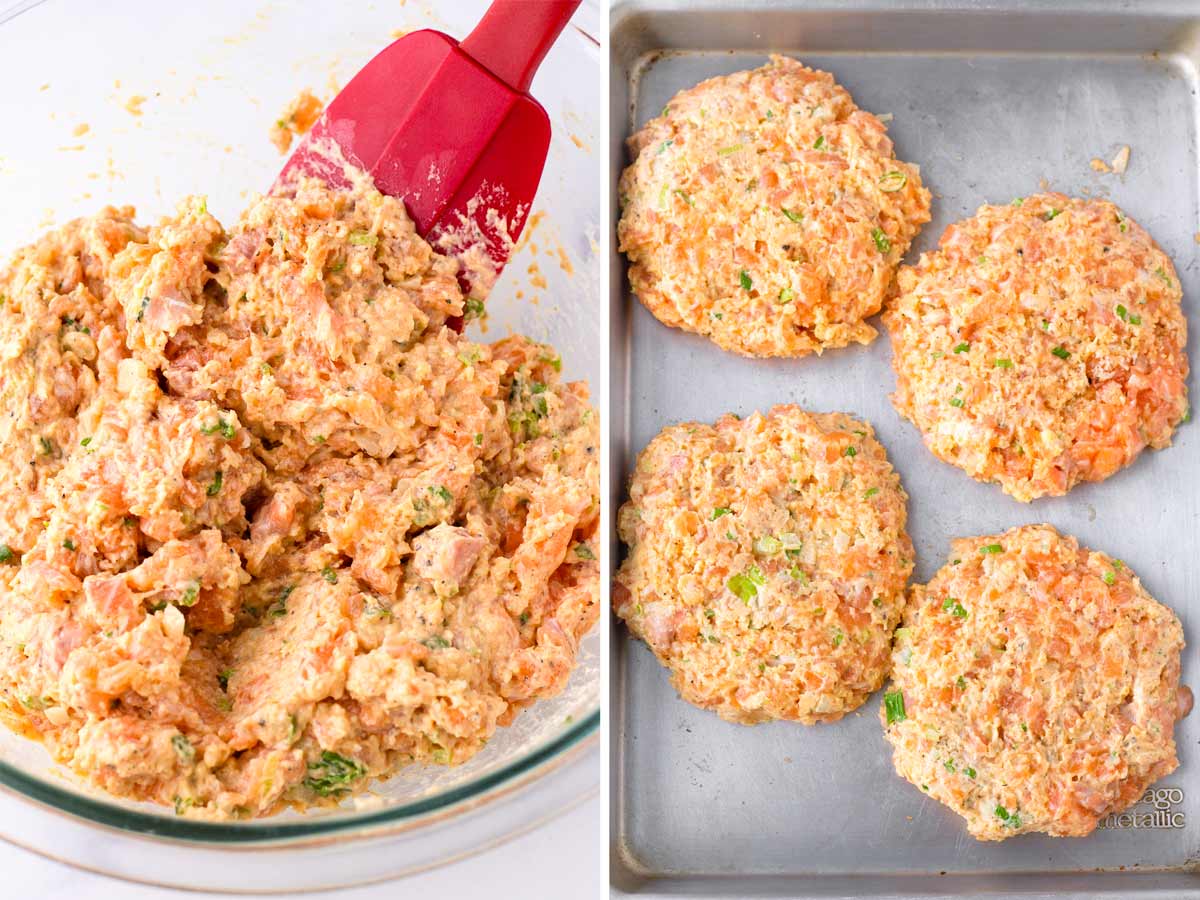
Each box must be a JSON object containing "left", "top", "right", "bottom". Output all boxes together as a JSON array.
[
  {"left": 864, "top": 487, "right": 880, "bottom": 499},
  {"left": 953, "top": 342, "right": 970, "bottom": 353},
  {"left": 781, "top": 207, "right": 803, "bottom": 223},
  {"left": 717, "top": 144, "right": 743, "bottom": 156},
  {"left": 1116, "top": 304, "right": 1128, "bottom": 321},
  {"left": 322, "top": 566, "right": 338, "bottom": 584},
  {"left": 1128, "top": 313, "right": 1142, "bottom": 325},
  {"left": 1051, "top": 346, "right": 1070, "bottom": 360},
  {"left": 813, "top": 135, "right": 825, "bottom": 149},
  {"left": 965, "top": 766, "right": 977, "bottom": 779},
  {"left": 948, "top": 397, "right": 964, "bottom": 408},
  {"left": 843, "top": 446, "right": 857, "bottom": 458},
  {"left": 979, "top": 543, "right": 1004, "bottom": 555},
  {"left": 180, "top": 580, "right": 200, "bottom": 607},
  {"left": 0, "top": 545, "right": 12, "bottom": 564},
  {"left": 739, "top": 270, "right": 753, "bottom": 291},
  {"left": 871, "top": 227, "right": 891, "bottom": 254},
  {"left": 206, "top": 470, "right": 223, "bottom": 497},
  {"left": 1155, "top": 266, "right": 1172, "bottom": 287},
  {"left": 347, "top": 230, "right": 378, "bottom": 246},
  {"left": 994, "top": 358, "right": 1013, "bottom": 369},
  {"left": 995, "top": 805, "right": 1011, "bottom": 821},
  {"left": 878, "top": 171, "right": 907, "bottom": 192},
  {"left": 463, "top": 298, "right": 486, "bottom": 320},
  {"left": 711, "top": 507, "right": 731, "bottom": 520},
  {"left": 753, "top": 535, "right": 782, "bottom": 555},
  {"left": 1102, "top": 570, "right": 1116, "bottom": 586},
  {"left": 575, "top": 544, "right": 596, "bottom": 560},
  {"left": 942, "top": 597, "right": 968, "bottom": 618},
  {"left": 727, "top": 566, "right": 766, "bottom": 603},
  {"left": 217, "top": 668, "right": 233, "bottom": 691},
  {"left": 423, "top": 635, "right": 451, "bottom": 649},
  {"left": 62, "top": 539, "right": 76, "bottom": 551},
  {"left": 778, "top": 287, "right": 795, "bottom": 303},
  {"left": 884, "top": 690, "right": 906, "bottom": 724},
  {"left": 1044, "top": 208, "right": 1061, "bottom": 221},
  {"left": 673, "top": 189, "right": 694, "bottom": 206},
  {"left": 956, "top": 676, "right": 967, "bottom": 690},
  {"left": 80, "top": 437, "right": 92, "bottom": 447}
]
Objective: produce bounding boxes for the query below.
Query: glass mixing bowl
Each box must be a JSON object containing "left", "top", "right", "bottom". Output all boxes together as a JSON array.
[{"left": 0, "top": 0, "right": 601, "bottom": 890}]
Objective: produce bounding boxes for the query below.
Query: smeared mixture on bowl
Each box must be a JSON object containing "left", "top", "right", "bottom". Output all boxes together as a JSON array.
[{"left": 0, "top": 176, "right": 599, "bottom": 818}]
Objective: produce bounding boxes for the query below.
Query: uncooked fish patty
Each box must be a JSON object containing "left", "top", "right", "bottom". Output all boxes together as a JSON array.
[
  {"left": 617, "top": 55, "right": 931, "bottom": 358},
  {"left": 882, "top": 525, "right": 1188, "bottom": 841},
  {"left": 885, "top": 193, "right": 1188, "bottom": 502},
  {"left": 615, "top": 406, "right": 913, "bottom": 724}
]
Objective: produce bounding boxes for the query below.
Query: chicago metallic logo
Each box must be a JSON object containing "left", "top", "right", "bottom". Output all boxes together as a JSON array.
[{"left": 1096, "top": 787, "right": 1186, "bottom": 830}]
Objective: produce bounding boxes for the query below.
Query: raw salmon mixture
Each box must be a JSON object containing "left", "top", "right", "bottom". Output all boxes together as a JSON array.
[
  {"left": 885, "top": 193, "right": 1188, "bottom": 502},
  {"left": 882, "top": 525, "right": 1188, "bottom": 841},
  {"left": 615, "top": 406, "right": 913, "bottom": 724},
  {"left": 618, "top": 55, "right": 931, "bottom": 358},
  {"left": 0, "top": 177, "right": 599, "bottom": 818}
]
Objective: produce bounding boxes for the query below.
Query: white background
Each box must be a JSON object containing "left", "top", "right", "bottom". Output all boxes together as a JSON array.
[{"left": 2, "top": 794, "right": 599, "bottom": 898}]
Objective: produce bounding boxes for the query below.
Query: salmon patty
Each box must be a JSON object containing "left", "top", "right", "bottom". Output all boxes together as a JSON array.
[
  {"left": 0, "top": 177, "right": 599, "bottom": 819},
  {"left": 882, "top": 525, "right": 1188, "bottom": 841},
  {"left": 615, "top": 406, "right": 913, "bottom": 724},
  {"left": 885, "top": 193, "right": 1188, "bottom": 502},
  {"left": 618, "top": 55, "right": 931, "bottom": 358}
]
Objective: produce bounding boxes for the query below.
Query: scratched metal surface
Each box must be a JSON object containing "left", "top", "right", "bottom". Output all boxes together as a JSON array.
[{"left": 609, "top": 1, "right": 1200, "bottom": 896}]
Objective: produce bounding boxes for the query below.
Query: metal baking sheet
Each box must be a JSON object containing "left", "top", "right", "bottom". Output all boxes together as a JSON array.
[{"left": 608, "top": 1, "right": 1200, "bottom": 896}]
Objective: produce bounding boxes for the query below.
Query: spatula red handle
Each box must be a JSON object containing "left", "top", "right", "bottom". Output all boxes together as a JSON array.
[{"left": 460, "top": 0, "right": 582, "bottom": 94}]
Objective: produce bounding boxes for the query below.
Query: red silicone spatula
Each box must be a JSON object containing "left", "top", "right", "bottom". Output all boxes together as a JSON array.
[{"left": 278, "top": 0, "right": 581, "bottom": 304}]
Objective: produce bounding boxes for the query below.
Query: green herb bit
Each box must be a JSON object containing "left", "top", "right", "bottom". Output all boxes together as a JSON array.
[
  {"left": 180, "top": 580, "right": 200, "bottom": 607},
  {"left": 738, "top": 270, "right": 753, "bottom": 291},
  {"left": 1102, "top": 570, "right": 1116, "bottom": 586},
  {"left": 944, "top": 759, "right": 956, "bottom": 773},
  {"left": 473, "top": 433, "right": 483, "bottom": 446},
  {"left": 322, "top": 566, "right": 338, "bottom": 584},
  {"left": 1154, "top": 266, "right": 1172, "bottom": 287},
  {"left": 201, "top": 417, "right": 236, "bottom": 440},
  {"left": 965, "top": 766, "right": 977, "bottom": 779},
  {"left": 871, "top": 227, "right": 891, "bottom": 254},
  {"left": 673, "top": 189, "right": 694, "bottom": 207},
  {"left": 1051, "top": 346, "right": 1070, "bottom": 360},
  {"left": 423, "top": 635, "right": 451, "bottom": 650},
  {"left": 347, "top": 230, "right": 378, "bottom": 247},
  {"left": 1044, "top": 208, "right": 1062, "bottom": 221},
  {"left": 206, "top": 470, "right": 223, "bottom": 497},
  {"left": 217, "top": 668, "right": 233, "bottom": 691},
  {"left": 864, "top": 487, "right": 880, "bottom": 499},
  {"left": 843, "top": 445, "right": 857, "bottom": 458},
  {"left": 172, "top": 734, "right": 195, "bottom": 764},
  {"left": 979, "top": 543, "right": 1004, "bottom": 555},
  {"left": 174, "top": 795, "right": 194, "bottom": 816},
  {"left": 777, "top": 287, "right": 796, "bottom": 304},
  {"left": 942, "top": 597, "right": 968, "bottom": 618},
  {"left": 62, "top": 539, "right": 76, "bottom": 551},
  {"left": 727, "top": 566, "right": 766, "bottom": 603},
  {"left": 37, "top": 436, "right": 54, "bottom": 456},
  {"left": 463, "top": 298, "right": 486, "bottom": 320},
  {"left": 657, "top": 140, "right": 673, "bottom": 154},
  {"left": 788, "top": 565, "right": 809, "bottom": 584},
  {"left": 948, "top": 397, "right": 964, "bottom": 408},
  {"left": 878, "top": 171, "right": 908, "bottom": 192},
  {"left": 716, "top": 143, "right": 743, "bottom": 156},
  {"left": 993, "top": 358, "right": 1013, "bottom": 369},
  {"left": 781, "top": 207, "right": 803, "bottom": 223},
  {"left": 1128, "top": 313, "right": 1142, "bottom": 325},
  {"left": 831, "top": 628, "right": 844, "bottom": 647},
  {"left": 303, "top": 751, "right": 366, "bottom": 796},
  {"left": 80, "top": 437, "right": 92, "bottom": 447},
  {"left": 953, "top": 342, "right": 970, "bottom": 353},
  {"left": 267, "top": 584, "right": 294, "bottom": 619},
  {"left": 519, "top": 611, "right": 530, "bottom": 626},
  {"left": 813, "top": 135, "right": 825, "bottom": 150},
  {"left": 430, "top": 484, "right": 453, "bottom": 504},
  {"left": 1012, "top": 197, "right": 1024, "bottom": 206},
  {"left": 995, "top": 805, "right": 1010, "bottom": 820},
  {"left": 574, "top": 544, "right": 596, "bottom": 561},
  {"left": 0, "top": 545, "right": 13, "bottom": 565},
  {"left": 956, "top": 676, "right": 967, "bottom": 690},
  {"left": 753, "top": 535, "right": 782, "bottom": 555},
  {"left": 215, "top": 696, "right": 233, "bottom": 712},
  {"left": 884, "top": 690, "right": 906, "bottom": 724},
  {"left": 135, "top": 296, "right": 149, "bottom": 322}
]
